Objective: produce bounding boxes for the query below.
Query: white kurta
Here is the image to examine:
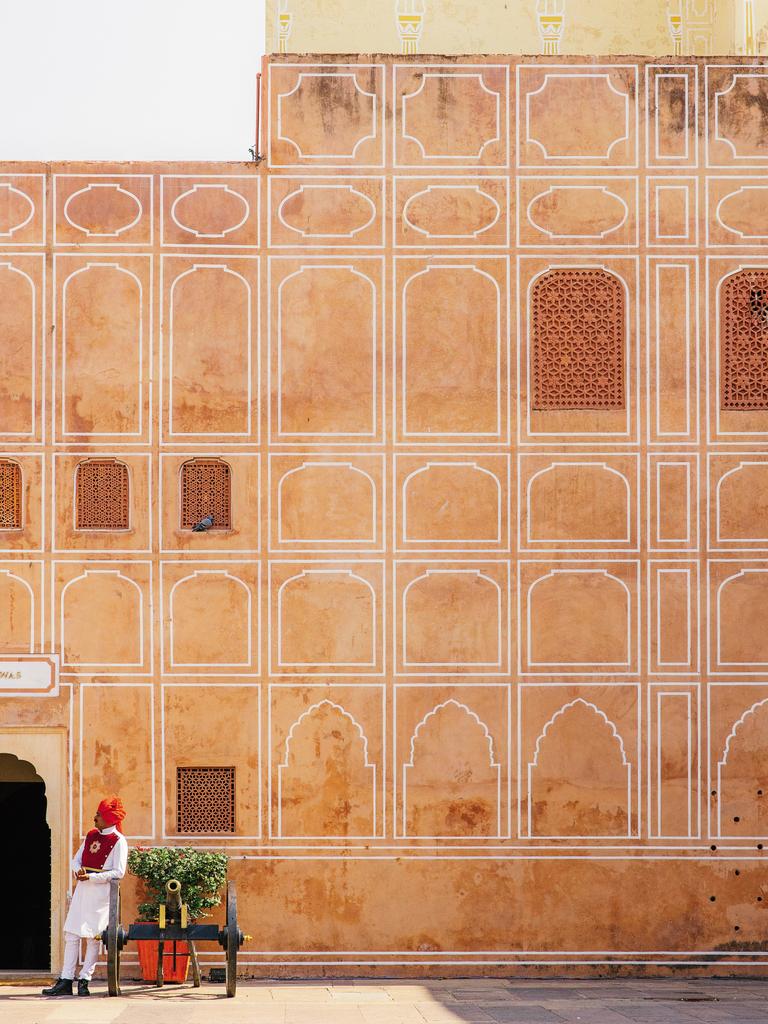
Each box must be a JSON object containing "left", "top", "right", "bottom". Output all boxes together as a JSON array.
[{"left": 63, "top": 826, "right": 128, "bottom": 939}]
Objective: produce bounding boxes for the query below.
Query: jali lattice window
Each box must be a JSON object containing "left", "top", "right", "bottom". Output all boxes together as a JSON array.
[
  {"left": 0, "top": 461, "right": 22, "bottom": 530},
  {"left": 721, "top": 270, "right": 768, "bottom": 410},
  {"left": 177, "top": 766, "right": 236, "bottom": 833},
  {"left": 180, "top": 458, "right": 232, "bottom": 530},
  {"left": 75, "top": 459, "right": 130, "bottom": 530},
  {"left": 531, "top": 268, "right": 625, "bottom": 411}
]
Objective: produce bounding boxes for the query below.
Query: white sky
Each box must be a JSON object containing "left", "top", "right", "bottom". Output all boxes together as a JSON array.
[{"left": 0, "top": 0, "right": 266, "bottom": 160}]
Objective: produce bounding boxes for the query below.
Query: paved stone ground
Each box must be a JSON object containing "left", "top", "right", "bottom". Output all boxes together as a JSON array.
[{"left": 2, "top": 979, "right": 768, "bottom": 1023}]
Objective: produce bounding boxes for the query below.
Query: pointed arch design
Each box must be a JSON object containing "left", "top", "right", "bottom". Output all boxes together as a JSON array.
[
  {"left": 277, "top": 700, "right": 376, "bottom": 838},
  {"left": 402, "top": 699, "right": 502, "bottom": 838},
  {"left": 527, "top": 698, "right": 632, "bottom": 838},
  {"left": 717, "top": 697, "right": 768, "bottom": 838}
]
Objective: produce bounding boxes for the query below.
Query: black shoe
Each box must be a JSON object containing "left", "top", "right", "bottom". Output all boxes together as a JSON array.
[
  {"left": 41, "top": 978, "right": 73, "bottom": 997},
  {"left": 77, "top": 979, "right": 90, "bottom": 997}
]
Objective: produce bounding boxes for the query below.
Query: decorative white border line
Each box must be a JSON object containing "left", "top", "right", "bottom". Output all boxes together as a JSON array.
[
  {"left": 0, "top": 253, "right": 45, "bottom": 444},
  {"left": 53, "top": 174, "right": 153, "bottom": 248},
  {"left": 268, "top": 175, "right": 384, "bottom": 249},
  {"left": 0, "top": 173, "right": 46, "bottom": 246},
  {"left": 160, "top": 174, "right": 260, "bottom": 249},
  {"left": 645, "top": 65, "right": 699, "bottom": 169}
]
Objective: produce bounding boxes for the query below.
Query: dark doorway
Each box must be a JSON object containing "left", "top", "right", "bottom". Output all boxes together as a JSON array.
[{"left": 0, "top": 754, "right": 51, "bottom": 970}]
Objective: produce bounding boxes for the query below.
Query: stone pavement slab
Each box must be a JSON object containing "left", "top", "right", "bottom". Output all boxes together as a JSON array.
[{"left": 2, "top": 979, "right": 768, "bottom": 1023}]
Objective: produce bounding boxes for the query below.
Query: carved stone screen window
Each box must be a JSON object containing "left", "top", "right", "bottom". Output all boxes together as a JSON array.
[
  {"left": 721, "top": 270, "right": 768, "bottom": 410},
  {"left": 531, "top": 268, "right": 625, "bottom": 411},
  {"left": 180, "top": 459, "right": 232, "bottom": 530},
  {"left": 0, "top": 461, "right": 22, "bottom": 530},
  {"left": 75, "top": 459, "right": 130, "bottom": 531},
  {"left": 177, "top": 766, "right": 236, "bottom": 834}
]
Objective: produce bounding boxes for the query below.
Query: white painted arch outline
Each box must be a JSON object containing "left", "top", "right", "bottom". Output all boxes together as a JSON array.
[
  {"left": 0, "top": 261, "right": 37, "bottom": 438},
  {"left": 60, "top": 569, "right": 144, "bottom": 668},
  {"left": 402, "top": 263, "right": 501, "bottom": 438},
  {"left": 402, "top": 461, "right": 502, "bottom": 545},
  {"left": 169, "top": 570, "right": 252, "bottom": 668},
  {"left": 277, "top": 698, "right": 377, "bottom": 839},
  {"left": 401, "top": 698, "right": 502, "bottom": 839},
  {"left": 526, "top": 698, "right": 632, "bottom": 839},
  {"left": 716, "top": 696, "right": 768, "bottom": 838},
  {"left": 526, "top": 462, "right": 631, "bottom": 545},
  {"left": 526, "top": 569, "right": 632, "bottom": 668},
  {"left": 715, "top": 461, "right": 768, "bottom": 544},
  {"left": 168, "top": 264, "right": 253, "bottom": 437},
  {"left": 60, "top": 262, "right": 144, "bottom": 439},
  {"left": 715, "top": 569, "right": 768, "bottom": 667},
  {"left": 402, "top": 569, "right": 502, "bottom": 668},
  {"left": 277, "top": 569, "right": 377, "bottom": 668},
  {"left": 715, "top": 185, "right": 768, "bottom": 240},
  {"left": 277, "top": 461, "right": 377, "bottom": 545},
  {"left": 0, "top": 569, "right": 35, "bottom": 652},
  {"left": 277, "top": 263, "right": 378, "bottom": 439},
  {"left": 714, "top": 72, "right": 768, "bottom": 159}
]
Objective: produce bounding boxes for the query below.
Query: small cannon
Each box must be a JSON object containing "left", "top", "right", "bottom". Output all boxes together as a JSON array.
[{"left": 102, "top": 877, "right": 246, "bottom": 998}]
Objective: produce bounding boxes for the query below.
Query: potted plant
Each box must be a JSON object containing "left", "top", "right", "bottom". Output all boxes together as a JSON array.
[{"left": 128, "top": 846, "right": 228, "bottom": 984}]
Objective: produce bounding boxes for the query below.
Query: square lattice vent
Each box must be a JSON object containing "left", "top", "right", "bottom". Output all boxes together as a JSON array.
[{"left": 176, "top": 766, "right": 236, "bottom": 834}]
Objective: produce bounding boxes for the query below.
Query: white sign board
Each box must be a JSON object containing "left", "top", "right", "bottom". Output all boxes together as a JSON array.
[{"left": 0, "top": 655, "right": 60, "bottom": 697}]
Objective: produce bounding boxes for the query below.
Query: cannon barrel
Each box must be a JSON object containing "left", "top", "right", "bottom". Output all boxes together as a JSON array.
[{"left": 165, "top": 878, "right": 182, "bottom": 912}]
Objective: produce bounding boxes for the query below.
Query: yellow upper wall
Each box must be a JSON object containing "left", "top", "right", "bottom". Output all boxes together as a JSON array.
[{"left": 267, "top": 0, "right": 768, "bottom": 56}]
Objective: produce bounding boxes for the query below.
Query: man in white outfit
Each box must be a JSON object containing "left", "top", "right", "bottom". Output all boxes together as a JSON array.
[{"left": 42, "top": 796, "right": 128, "bottom": 997}]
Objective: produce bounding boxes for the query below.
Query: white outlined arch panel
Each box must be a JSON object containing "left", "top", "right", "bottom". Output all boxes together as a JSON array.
[
  {"left": 269, "top": 257, "right": 384, "bottom": 445},
  {"left": 395, "top": 560, "right": 510, "bottom": 676},
  {"left": 161, "top": 256, "right": 259, "bottom": 443},
  {"left": 54, "top": 254, "right": 151, "bottom": 444},
  {"left": 395, "top": 256, "right": 509, "bottom": 446},
  {"left": 709, "top": 560, "right": 768, "bottom": 675},
  {"left": 269, "top": 560, "right": 384, "bottom": 676},
  {"left": 709, "top": 455, "right": 768, "bottom": 551},
  {"left": 395, "top": 454, "right": 509, "bottom": 553},
  {"left": 54, "top": 560, "right": 151, "bottom": 676},
  {"left": 394, "top": 683, "right": 510, "bottom": 841},
  {"left": 518, "top": 560, "right": 639, "bottom": 676},
  {"left": 0, "top": 561, "right": 42, "bottom": 655},
  {"left": 518, "top": 454, "right": 638, "bottom": 552},
  {"left": 269, "top": 683, "right": 384, "bottom": 841},
  {"left": 0, "top": 255, "right": 44, "bottom": 443},
  {"left": 161, "top": 561, "right": 260, "bottom": 677},
  {"left": 708, "top": 683, "right": 768, "bottom": 841},
  {"left": 706, "top": 66, "right": 768, "bottom": 167},
  {"left": 269, "top": 454, "right": 384, "bottom": 552},
  {"left": 518, "top": 683, "right": 640, "bottom": 840}
]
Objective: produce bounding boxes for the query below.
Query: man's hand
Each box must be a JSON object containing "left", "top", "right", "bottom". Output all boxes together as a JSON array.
[{"left": 76, "top": 868, "right": 88, "bottom": 882}]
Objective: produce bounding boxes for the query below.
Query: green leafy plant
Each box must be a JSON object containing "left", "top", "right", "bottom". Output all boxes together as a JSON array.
[{"left": 128, "top": 847, "right": 228, "bottom": 922}]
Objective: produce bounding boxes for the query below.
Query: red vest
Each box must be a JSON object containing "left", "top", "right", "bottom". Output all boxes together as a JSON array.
[{"left": 80, "top": 828, "right": 120, "bottom": 870}]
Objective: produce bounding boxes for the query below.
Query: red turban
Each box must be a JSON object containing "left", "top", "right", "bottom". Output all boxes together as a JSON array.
[{"left": 98, "top": 795, "right": 126, "bottom": 831}]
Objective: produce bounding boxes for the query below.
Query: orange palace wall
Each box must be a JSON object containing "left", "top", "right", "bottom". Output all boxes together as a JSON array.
[{"left": 3, "top": 55, "right": 768, "bottom": 974}]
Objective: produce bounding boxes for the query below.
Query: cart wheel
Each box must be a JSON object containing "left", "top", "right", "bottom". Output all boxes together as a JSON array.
[
  {"left": 225, "top": 881, "right": 241, "bottom": 998},
  {"left": 106, "top": 880, "right": 122, "bottom": 997}
]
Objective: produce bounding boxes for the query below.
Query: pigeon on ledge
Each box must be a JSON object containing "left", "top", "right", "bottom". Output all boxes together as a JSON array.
[{"left": 192, "top": 514, "right": 215, "bottom": 532}]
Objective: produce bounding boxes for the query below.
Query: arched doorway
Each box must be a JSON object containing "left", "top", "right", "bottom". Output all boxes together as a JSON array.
[{"left": 0, "top": 753, "right": 51, "bottom": 970}]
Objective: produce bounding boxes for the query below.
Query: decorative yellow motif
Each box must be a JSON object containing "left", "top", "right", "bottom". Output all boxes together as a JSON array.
[
  {"left": 536, "top": 0, "right": 565, "bottom": 56},
  {"left": 396, "top": 0, "right": 425, "bottom": 55},
  {"left": 666, "top": 1, "right": 684, "bottom": 55},
  {"left": 278, "top": 0, "right": 293, "bottom": 54}
]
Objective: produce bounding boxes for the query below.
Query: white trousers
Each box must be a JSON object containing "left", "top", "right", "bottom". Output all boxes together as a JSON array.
[{"left": 62, "top": 931, "right": 100, "bottom": 981}]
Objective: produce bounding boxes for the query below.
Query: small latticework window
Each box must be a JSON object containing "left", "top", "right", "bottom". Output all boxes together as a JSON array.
[
  {"left": 177, "top": 766, "right": 236, "bottom": 834},
  {"left": 721, "top": 270, "right": 768, "bottom": 410},
  {"left": 75, "top": 459, "right": 130, "bottom": 530},
  {"left": 180, "top": 459, "right": 232, "bottom": 530},
  {"left": 531, "top": 268, "right": 625, "bottom": 411},
  {"left": 0, "top": 461, "right": 22, "bottom": 530}
]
